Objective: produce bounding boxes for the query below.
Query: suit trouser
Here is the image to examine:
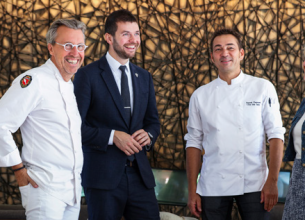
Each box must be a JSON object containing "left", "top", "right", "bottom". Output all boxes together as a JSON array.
[
  {"left": 201, "top": 192, "right": 270, "bottom": 220},
  {"left": 19, "top": 184, "right": 80, "bottom": 220},
  {"left": 84, "top": 165, "right": 160, "bottom": 220}
]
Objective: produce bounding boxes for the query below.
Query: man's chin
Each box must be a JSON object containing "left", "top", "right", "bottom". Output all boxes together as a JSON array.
[
  {"left": 126, "top": 52, "right": 136, "bottom": 59},
  {"left": 119, "top": 53, "right": 135, "bottom": 60},
  {"left": 64, "top": 67, "right": 80, "bottom": 75}
]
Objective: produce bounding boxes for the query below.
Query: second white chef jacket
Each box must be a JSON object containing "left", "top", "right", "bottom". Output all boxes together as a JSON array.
[{"left": 185, "top": 71, "right": 285, "bottom": 196}]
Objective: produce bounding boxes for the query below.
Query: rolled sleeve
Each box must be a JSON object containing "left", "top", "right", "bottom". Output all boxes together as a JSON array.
[
  {"left": 262, "top": 82, "right": 285, "bottom": 142},
  {"left": 0, "top": 148, "right": 22, "bottom": 166},
  {"left": 184, "top": 92, "right": 204, "bottom": 150}
]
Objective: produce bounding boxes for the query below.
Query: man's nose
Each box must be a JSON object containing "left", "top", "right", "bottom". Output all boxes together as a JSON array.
[
  {"left": 221, "top": 49, "right": 229, "bottom": 56},
  {"left": 70, "top": 46, "right": 79, "bottom": 55},
  {"left": 129, "top": 34, "right": 136, "bottom": 42}
]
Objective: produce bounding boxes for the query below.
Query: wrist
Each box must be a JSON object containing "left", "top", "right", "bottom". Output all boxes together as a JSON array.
[
  {"left": 267, "top": 174, "right": 278, "bottom": 182},
  {"left": 12, "top": 165, "right": 26, "bottom": 172},
  {"left": 147, "top": 132, "right": 153, "bottom": 146}
]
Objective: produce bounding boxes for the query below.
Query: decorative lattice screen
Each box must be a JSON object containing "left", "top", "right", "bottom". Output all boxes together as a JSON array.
[{"left": 0, "top": 1, "right": 301, "bottom": 216}]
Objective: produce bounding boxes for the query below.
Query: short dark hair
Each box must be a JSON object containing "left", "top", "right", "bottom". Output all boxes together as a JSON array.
[
  {"left": 210, "top": 28, "right": 242, "bottom": 50},
  {"left": 105, "top": 9, "right": 137, "bottom": 36}
]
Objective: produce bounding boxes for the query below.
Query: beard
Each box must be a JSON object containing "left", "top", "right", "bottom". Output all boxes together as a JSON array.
[{"left": 113, "top": 37, "right": 139, "bottom": 60}]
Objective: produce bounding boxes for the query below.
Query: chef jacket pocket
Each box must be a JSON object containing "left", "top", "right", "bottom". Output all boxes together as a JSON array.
[
  {"left": 19, "top": 183, "right": 31, "bottom": 209},
  {"left": 244, "top": 105, "right": 262, "bottom": 131}
]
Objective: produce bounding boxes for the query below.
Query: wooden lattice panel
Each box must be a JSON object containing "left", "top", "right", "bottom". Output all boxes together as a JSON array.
[{"left": 0, "top": 1, "right": 304, "bottom": 211}]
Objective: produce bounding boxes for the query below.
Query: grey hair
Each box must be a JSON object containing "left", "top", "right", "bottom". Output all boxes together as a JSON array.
[{"left": 46, "top": 19, "right": 86, "bottom": 45}]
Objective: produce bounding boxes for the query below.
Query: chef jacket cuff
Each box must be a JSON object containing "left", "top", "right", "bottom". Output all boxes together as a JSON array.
[{"left": 0, "top": 148, "right": 22, "bottom": 167}]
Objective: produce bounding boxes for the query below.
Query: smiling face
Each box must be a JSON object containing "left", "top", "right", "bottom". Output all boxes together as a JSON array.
[
  {"left": 211, "top": 34, "right": 244, "bottom": 81},
  {"left": 105, "top": 21, "right": 140, "bottom": 64},
  {"left": 48, "top": 26, "right": 85, "bottom": 81}
]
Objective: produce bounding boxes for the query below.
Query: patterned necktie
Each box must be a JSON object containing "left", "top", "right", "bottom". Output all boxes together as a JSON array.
[{"left": 119, "top": 65, "right": 134, "bottom": 162}]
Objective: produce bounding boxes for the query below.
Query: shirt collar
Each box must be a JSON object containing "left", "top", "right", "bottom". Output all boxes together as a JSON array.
[
  {"left": 216, "top": 70, "right": 244, "bottom": 86},
  {"left": 106, "top": 52, "right": 130, "bottom": 74},
  {"left": 46, "top": 59, "right": 72, "bottom": 84}
]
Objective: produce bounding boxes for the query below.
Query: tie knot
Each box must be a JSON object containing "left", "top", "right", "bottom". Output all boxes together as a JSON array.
[{"left": 119, "top": 65, "right": 126, "bottom": 73}]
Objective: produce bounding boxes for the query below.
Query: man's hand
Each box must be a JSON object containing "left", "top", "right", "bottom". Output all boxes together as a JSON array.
[
  {"left": 260, "top": 138, "right": 283, "bottom": 212},
  {"left": 186, "top": 147, "right": 202, "bottom": 218},
  {"left": 13, "top": 165, "right": 38, "bottom": 188},
  {"left": 113, "top": 131, "right": 142, "bottom": 155},
  {"left": 260, "top": 178, "right": 278, "bottom": 212},
  {"left": 188, "top": 192, "right": 202, "bottom": 217},
  {"left": 132, "top": 129, "right": 150, "bottom": 147}
]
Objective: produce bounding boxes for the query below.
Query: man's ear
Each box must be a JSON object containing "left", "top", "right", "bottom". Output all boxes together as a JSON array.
[
  {"left": 48, "top": 43, "right": 54, "bottom": 56},
  {"left": 239, "top": 48, "right": 245, "bottom": 61},
  {"left": 104, "top": 33, "right": 113, "bottom": 45},
  {"left": 210, "top": 52, "right": 214, "bottom": 63}
]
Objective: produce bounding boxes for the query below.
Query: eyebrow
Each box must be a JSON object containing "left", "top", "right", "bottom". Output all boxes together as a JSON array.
[
  {"left": 214, "top": 43, "right": 236, "bottom": 47},
  {"left": 121, "top": 30, "right": 140, "bottom": 33}
]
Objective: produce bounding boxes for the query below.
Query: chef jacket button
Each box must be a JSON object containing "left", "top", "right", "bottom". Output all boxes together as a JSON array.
[
  {"left": 217, "top": 106, "right": 220, "bottom": 109},
  {"left": 221, "top": 175, "right": 225, "bottom": 179},
  {"left": 239, "top": 175, "right": 243, "bottom": 178},
  {"left": 239, "top": 150, "right": 242, "bottom": 153},
  {"left": 217, "top": 129, "right": 220, "bottom": 131}
]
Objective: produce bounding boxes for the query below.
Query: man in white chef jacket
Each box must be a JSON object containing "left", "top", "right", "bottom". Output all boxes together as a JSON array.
[
  {"left": 0, "top": 19, "right": 87, "bottom": 220},
  {"left": 185, "top": 28, "right": 285, "bottom": 220}
]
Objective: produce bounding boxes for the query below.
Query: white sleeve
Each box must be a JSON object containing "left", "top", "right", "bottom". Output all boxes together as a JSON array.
[
  {"left": 262, "top": 81, "right": 285, "bottom": 142},
  {"left": 184, "top": 91, "right": 204, "bottom": 150},
  {"left": 108, "top": 130, "right": 115, "bottom": 145},
  {"left": 0, "top": 73, "right": 41, "bottom": 166}
]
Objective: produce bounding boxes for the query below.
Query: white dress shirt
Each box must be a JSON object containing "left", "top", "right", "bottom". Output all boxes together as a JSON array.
[
  {"left": 292, "top": 112, "right": 305, "bottom": 159},
  {"left": 0, "top": 59, "right": 83, "bottom": 205},
  {"left": 184, "top": 71, "right": 285, "bottom": 196},
  {"left": 106, "top": 52, "right": 134, "bottom": 145}
]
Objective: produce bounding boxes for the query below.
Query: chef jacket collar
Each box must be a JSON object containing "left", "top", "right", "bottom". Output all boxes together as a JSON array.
[
  {"left": 46, "top": 59, "right": 73, "bottom": 85},
  {"left": 216, "top": 70, "right": 244, "bottom": 86}
]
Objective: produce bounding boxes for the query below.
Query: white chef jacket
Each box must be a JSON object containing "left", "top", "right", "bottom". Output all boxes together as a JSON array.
[
  {"left": 0, "top": 59, "right": 83, "bottom": 205},
  {"left": 184, "top": 71, "right": 285, "bottom": 196}
]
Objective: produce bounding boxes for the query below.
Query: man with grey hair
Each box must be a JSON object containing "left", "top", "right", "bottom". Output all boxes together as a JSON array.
[{"left": 0, "top": 19, "right": 87, "bottom": 219}]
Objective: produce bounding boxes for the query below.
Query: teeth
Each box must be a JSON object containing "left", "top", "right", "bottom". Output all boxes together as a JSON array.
[
  {"left": 67, "top": 59, "right": 77, "bottom": 64},
  {"left": 126, "top": 46, "right": 135, "bottom": 49}
]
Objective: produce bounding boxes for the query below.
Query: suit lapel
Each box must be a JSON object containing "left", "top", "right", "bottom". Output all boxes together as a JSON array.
[
  {"left": 130, "top": 63, "right": 140, "bottom": 128},
  {"left": 99, "top": 56, "right": 129, "bottom": 126}
]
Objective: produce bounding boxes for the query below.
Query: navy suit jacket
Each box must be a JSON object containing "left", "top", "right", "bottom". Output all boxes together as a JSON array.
[{"left": 74, "top": 55, "right": 160, "bottom": 190}]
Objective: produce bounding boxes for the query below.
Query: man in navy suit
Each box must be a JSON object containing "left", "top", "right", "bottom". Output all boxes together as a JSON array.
[{"left": 74, "top": 9, "right": 160, "bottom": 220}]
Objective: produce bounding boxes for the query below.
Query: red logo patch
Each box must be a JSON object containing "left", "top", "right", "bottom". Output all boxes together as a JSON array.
[{"left": 20, "top": 75, "right": 32, "bottom": 88}]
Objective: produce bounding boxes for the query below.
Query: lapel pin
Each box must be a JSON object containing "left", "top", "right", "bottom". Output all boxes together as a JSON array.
[{"left": 135, "top": 73, "right": 138, "bottom": 77}]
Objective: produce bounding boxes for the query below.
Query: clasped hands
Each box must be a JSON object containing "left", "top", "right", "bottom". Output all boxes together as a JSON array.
[{"left": 113, "top": 129, "right": 150, "bottom": 156}]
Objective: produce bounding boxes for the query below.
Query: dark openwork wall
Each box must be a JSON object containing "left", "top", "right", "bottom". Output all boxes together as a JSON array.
[{"left": 0, "top": 0, "right": 303, "bottom": 212}]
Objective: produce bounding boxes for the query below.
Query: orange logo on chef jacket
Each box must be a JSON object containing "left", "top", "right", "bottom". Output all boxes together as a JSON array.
[{"left": 20, "top": 75, "right": 32, "bottom": 88}]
